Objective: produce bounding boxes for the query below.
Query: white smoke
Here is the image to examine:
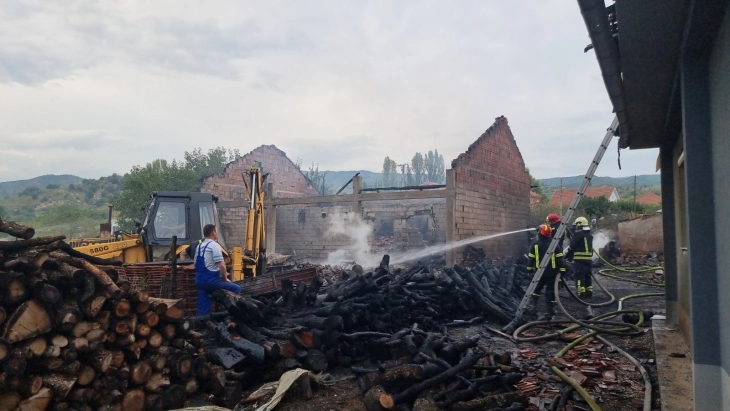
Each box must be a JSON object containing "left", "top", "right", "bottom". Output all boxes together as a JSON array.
[
  {"left": 323, "top": 212, "right": 380, "bottom": 268},
  {"left": 592, "top": 229, "right": 616, "bottom": 261}
]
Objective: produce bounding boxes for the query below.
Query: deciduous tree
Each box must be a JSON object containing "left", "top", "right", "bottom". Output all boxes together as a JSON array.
[
  {"left": 411, "top": 153, "right": 426, "bottom": 185},
  {"left": 114, "top": 147, "right": 239, "bottom": 230},
  {"left": 382, "top": 157, "right": 398, "bottom": 187},
  {"left": 424, "top": 150, "right": 445, "bottom": 183}
]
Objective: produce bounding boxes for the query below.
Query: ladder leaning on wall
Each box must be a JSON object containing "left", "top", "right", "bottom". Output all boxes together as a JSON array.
[{"left": 502, "top": 116, "right": 620, "bottom": 333}]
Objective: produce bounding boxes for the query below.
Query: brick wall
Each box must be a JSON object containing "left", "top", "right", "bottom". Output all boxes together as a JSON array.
[
  {"left": 217, "top": 207, "right": 247, "bottom": 249},
  {"left": 275, "top": 199, "right": 447, "bottom": 259},
  {"left": 275, "top": 204, "right": 355, "bottom": 259},
  {"left": 202, "top": 145, "right": 319, "bottom": 201},
  {"left": 451, "top": 116, "right": 531, "bottom": 259},
  {"left": 202, "top": 145, "right": 319, "bottom": 248}
]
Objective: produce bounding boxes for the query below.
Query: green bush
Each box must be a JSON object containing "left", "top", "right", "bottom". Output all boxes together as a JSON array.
[
  {"left": 18, "top": 186, "right": 42, "bottom": 197},
  {"left": 114, "top": 147, "right": 239, "bottom": 230}
]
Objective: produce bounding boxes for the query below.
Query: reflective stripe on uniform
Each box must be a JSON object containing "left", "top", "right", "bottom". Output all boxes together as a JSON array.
[
  {"left": 574, "top": 237, "right": 593, "bottom": 260},
  {"left": 534, "top": 244, "right": 559, "bottom": 269}
]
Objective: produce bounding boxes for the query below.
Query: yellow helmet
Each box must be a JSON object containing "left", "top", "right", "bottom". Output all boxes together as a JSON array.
[{"left": 573, "top": 217, "right": 589, "bottom": 226}]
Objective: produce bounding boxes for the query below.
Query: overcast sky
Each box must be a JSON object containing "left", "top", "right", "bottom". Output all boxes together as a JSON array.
[{"left": 0, "top": 1, "right": 660, "bottom": 182}]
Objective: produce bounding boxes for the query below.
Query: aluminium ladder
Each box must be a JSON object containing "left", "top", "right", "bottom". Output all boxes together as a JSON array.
[{"left": 502, "top": 116, "right": 620, "bottom": 333}]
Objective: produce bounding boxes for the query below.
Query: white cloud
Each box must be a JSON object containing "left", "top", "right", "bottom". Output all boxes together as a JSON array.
[{"left": 0, "top": 1, "right": 659, "bottom": 182}]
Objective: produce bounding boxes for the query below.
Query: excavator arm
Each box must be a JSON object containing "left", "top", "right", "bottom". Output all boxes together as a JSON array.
[{"left": 233, "top": 168, "right": 267, "bottom": 281}]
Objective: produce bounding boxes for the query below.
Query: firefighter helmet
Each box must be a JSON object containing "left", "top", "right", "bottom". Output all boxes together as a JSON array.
[
  {"left": 546, "top": 213, "right": 560, "bottom": 224},
  {"left": 573, "top": 217, "right": 589, "bottom": 226},
  {"left": 538, "top": 224, "right": 552, "bottom": 237}
]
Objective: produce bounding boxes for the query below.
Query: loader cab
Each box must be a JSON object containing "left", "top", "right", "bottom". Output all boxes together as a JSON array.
[{"left": 140, "top": 191, "right": 226, "bottom": 261}]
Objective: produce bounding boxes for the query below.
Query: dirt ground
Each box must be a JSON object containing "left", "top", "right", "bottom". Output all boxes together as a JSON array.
[{"left": 239, "top": 268, "right": 666, "bottom": 411}]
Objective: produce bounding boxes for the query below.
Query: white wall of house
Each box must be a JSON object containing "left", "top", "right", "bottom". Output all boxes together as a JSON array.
[{"left": 608, "top": 189, "right": 620, "bottom": 202}]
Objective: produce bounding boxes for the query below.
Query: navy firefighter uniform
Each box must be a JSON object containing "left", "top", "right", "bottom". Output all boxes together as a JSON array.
[
  {"left": 565, "top": 216, "right": 594, "bottom": 298},
  {"left": 194, "top": 238, "right": 241, "bottom": 316},
  {"left": 526, "top": 224, "right": 567, "bottom": 319}
]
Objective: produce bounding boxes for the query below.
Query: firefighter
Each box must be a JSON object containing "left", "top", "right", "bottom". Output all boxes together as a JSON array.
[
  {"left": 546, "top": 212, "right": 575, "bottom": 248},
  {"left": 565, "top": 216, "right": 594, "bottom": 298},
  {"left": 526, "top": 224, "right": 567, "bottom": 320},
  {"left": 546, "top": 212, "right": 575, "bottom": 280}
]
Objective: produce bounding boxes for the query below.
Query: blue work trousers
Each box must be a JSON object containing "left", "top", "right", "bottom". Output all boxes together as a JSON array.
[{"left": 195, "top": 273, "right": 241, "bottom": 316}]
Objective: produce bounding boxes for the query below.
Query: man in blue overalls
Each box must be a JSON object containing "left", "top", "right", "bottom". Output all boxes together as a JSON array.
[{"left": 195, "top": 224, "right": 241, "bottom": 316}]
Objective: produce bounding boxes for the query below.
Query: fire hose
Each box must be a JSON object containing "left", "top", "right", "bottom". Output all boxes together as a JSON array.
[
  {"left": 511, "top": 257, "right": 664, "bottom": 411},
  {"left": 594, "top": 252, "right": 665, "bottom": 286}
]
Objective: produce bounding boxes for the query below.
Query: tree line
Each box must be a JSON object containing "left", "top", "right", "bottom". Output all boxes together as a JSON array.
[{"left": 378, "top": 150, "right": 446, "bottom": 188}]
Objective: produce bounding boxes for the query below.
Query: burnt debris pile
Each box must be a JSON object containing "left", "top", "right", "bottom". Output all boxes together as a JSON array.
[{"left": 200, "top": 255, "right": 531, "bottom": 410}]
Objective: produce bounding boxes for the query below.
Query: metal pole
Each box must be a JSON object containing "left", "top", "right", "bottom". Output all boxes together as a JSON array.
[
  {"left": 335, "top": 172, "right": 360, "bottom": 195},
  {"left": 170, "top": 235, "right": 178, "bottom": 299},
  {"left": 633, "top": 175, "right": 638, "bottom": 213}
]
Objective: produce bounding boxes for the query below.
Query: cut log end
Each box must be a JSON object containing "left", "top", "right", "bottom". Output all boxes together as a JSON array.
[
  {"left": 42, "top": 373, "right": 77, "bottom": 399},
  {"left": 83, "top": 295, "right": 107, "bottom": 318},
  {"left": 131, "top": 361, "right": 152, "bottom": 385},
  {"left": 122, "top": 389, "right": 146, "bottom": 411},
  {"left": 77, "top": 365, "right": 96, "bottom": 386},
  {"left": 379, "top": 394, "right": 395, "bottom": 409},
  {"left": 113, "top": 300, "right": 131, "bottom": 318},
  {"left": 15, "top": 387, "right": 53, "bottom": 411},
  {"left": 20, "top": 375, "right": 44, "bottom": 397},
  {"left": 1, "top": 300, "right": 52, "bottom": 344},
  {"left": 0, "top": 392, "right": 22, "bottom": 411},
  {"left": 90, "top": 349, "right": 113, "bottom": 373}
]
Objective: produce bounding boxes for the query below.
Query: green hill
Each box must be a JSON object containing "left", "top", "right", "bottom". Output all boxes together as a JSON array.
[
  {"left": 538, "top": 174, "right": 660, "bottom": 189},
  {"left": 321, "top": 170, "right": 383, "bottom": 190},
  {"left": 0, "top": 174, "right": 82, "bottom": 198},
  {"left": 0, "top": 174, "right": 123, "bottom": 239}
]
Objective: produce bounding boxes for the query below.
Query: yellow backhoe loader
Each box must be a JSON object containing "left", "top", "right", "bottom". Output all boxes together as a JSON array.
[{"left": 73, "top": 168, "right": 270, "bottom": 281}]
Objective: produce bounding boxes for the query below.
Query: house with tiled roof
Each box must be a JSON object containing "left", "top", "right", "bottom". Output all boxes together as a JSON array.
[
  {"left": 548, "top": 186, "right": 620, "bottom": 207},
  {"left": 636, "top": 192, "right": 662, "bottom": 205}
]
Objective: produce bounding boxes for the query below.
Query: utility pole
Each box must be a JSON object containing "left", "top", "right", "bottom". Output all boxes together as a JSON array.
[
  {"left": 559, "top": 178, "right": 563, "bottom": 215},
  {"left": 633, "top": 175, "right": 637, "bottom": 213}
]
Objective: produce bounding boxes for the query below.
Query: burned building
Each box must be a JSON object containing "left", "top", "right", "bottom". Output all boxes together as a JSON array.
[
  {"left": 450, "top": 116, "right": 531, "bottom": 258},
  {"left": 200, "top": 145, "right": 318, "bottom": 247},
  {"left": 206, "top": 116, "right": 530, "bottom": 265}
]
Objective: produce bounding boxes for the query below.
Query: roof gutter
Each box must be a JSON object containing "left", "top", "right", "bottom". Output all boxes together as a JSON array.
[{"left": 577, "top": 0, "right": 630, "bottom": 148}]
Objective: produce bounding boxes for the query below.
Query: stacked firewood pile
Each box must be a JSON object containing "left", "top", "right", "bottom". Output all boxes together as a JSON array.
[{"left": 0, "top": 219, "right": 238, "bottom": 411}]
